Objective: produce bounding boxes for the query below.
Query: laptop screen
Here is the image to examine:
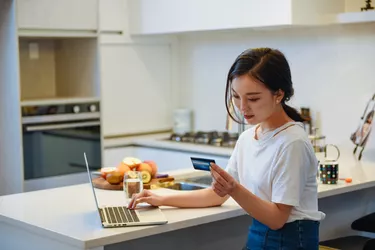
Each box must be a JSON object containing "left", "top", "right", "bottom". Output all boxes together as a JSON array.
[{"left": 84, "top": 152, "right": 101, "bottom": 211}]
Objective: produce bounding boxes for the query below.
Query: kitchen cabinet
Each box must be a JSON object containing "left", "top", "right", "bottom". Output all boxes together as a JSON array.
[
  {"left": 17, "top": 0, "right": 98, "bottom": 32},
  {"left": 99, "top": 0, "right": 128, "bottom": 33},
  {"left": 100, "top": 43, "right": 173, "bottom": 137},
  {"left": 103, "top": 146, "right": 136, "bottom": 167},
  {"left": 128, "top": 0, "right": 345, "bottom": 35},
  {"left": 104, "top": 146, "right": 230, "bottom": 173}
]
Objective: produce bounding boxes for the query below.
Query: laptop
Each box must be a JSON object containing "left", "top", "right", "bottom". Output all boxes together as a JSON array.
[{"left": 84, "top": 152, "right": 168, "bottom": 228}]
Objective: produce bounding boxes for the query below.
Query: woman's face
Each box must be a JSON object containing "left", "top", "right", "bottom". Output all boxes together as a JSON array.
[{"left": 231, "top": 74, "right": 282, "bottom": 125}]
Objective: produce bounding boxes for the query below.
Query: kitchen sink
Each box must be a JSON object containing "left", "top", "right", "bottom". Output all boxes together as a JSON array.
[
  {"left": 165, "top": 175, "right": 213, "bottom": 191},
  {"left": 165, "top": 182, "right": 209, "bottom": 191},
  {"left": 183, "top": 175, "right": 213, "bottom": 186}
]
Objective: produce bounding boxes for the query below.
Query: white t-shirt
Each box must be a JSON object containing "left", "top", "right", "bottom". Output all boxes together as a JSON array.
[{"left": 225, "top": 121, "right": 326, "bottom": 222}]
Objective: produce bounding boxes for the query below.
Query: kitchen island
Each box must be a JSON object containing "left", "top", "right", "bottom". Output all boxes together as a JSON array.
[{"left": 1, "top": 156, "right": 375, "bottom": 250}]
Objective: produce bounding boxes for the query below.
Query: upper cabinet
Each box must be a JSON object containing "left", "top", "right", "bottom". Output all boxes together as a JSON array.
[
  {"left": 100, "top": 43, "right": 173, "bottom": 137},
  {"left": 128, "top": 0, "right": 362, "bottom": 35},
  {"left": 99, "top": 0, "right": 128, "bottom": 33},
  {"left": 16, "top": 0, "right": 98, "bottom": 33}
]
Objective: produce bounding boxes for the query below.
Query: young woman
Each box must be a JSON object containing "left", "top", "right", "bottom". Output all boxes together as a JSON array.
[{"left": 129, "top": 48, "right": 325, "bottom": 249}]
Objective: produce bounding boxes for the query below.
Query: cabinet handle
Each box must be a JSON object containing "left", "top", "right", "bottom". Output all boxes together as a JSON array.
[
  {"left": 25, "top": 121, "right": 100, "bottom": 132},
  {"left": 69, "top": 162, "right": 100, "bottom": 170}
]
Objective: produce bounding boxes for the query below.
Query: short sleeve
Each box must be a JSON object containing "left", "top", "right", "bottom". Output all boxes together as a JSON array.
[
  {"left": 271, "top": 140, "right": 311, "bottom": 207},
  {"left": 225, "top": 140, "right": 240, "bottom": 182}
]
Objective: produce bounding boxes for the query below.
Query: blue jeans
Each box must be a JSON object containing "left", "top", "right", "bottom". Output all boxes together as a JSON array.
[{"left": 244, "top": 219, "right": 320, "bottom": 250}]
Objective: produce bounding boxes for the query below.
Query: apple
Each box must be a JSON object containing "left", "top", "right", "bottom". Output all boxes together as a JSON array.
[{"left": 143, "top": 160, "right": 158, "bottom": 177}]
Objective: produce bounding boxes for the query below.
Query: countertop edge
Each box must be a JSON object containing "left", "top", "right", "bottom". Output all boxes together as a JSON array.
[
  {"left": 83, "top": 178, "right": 375, "bottom": 247},
  {"left": 85, "top": 207, "right": 246, "bottom": 248},
  {"left": 0, "top": 215, "right": 84, "bottom": 248},
  {"left": 318, "top": 180, "right": 375, "bottom": 198},
  {"left": 2, "top": 179, "right": 375, "bottom": 248}
]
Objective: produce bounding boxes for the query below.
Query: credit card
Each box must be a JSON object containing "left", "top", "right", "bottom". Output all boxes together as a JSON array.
[{"left": 190, "top": 157, "right": 216, "bottom": 171}]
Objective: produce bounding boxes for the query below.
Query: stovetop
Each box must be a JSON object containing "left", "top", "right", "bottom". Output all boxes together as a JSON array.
[{"left": 166, "top": 131, "right": 239, "bottom": 148}]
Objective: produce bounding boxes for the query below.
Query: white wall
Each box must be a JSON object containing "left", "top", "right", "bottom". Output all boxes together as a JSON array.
[
  {"left": 176, "top": 23, "right": 375, "bottom": 152},
  {"left": 0, "top": 0, "right": 24, "bottom": 195}
]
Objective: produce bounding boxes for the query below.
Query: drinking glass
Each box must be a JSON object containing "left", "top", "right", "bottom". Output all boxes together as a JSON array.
[{"left": 123, "top": 171, "right": 143, "bottom": 201}]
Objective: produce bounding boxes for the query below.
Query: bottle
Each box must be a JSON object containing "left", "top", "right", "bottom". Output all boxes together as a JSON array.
[
  {"left": 300, "top": 107, "right": 312, "bottom": 135},
  {"left": 173, "top": 108, "right": 193, "bottom": 134}
]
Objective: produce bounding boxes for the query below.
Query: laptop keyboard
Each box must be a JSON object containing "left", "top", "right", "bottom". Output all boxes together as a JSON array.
[{"left": 103, "top": 206, "right": 140, "bottom": 224}]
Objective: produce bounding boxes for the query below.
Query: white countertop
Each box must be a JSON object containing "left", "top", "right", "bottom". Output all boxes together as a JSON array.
[
  {"left": 103, "top": 133, "right": 234, "bottom": 157},
  {"left": 316, "top": 147, "right": 375, "bottom": 198},
  {"left": 103, "top": 133, "right": 171, "bottom": 148},
  {"left": 0, "top": 183, "right": 243, "bottom": 249},
  {"left": 1, "top": 155, "right": 375, "bottom": 249},
  {"left": 1, "top": 133, "right": 375, "bottom": 248}
]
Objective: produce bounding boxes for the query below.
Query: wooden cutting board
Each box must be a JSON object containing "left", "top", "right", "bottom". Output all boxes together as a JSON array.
[{"left": 92, "top": 176, "right": 175, "bottom": 191}]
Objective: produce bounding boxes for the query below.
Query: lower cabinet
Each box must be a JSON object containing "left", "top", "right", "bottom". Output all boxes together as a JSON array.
[
  {"left": 103, "top": 146, "right": 230, "bottom": 173},
  {"left": 103, "top": 146, "right": 137, "bottom": 167}
]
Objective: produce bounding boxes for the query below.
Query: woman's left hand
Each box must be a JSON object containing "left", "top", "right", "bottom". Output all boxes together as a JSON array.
[{"left": 210, "top": 163, "right": 238, "bottom": 197}]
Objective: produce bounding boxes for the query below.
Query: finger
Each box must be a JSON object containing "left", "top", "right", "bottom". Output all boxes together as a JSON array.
[
  {"left": 212, "top": 182, "right": 225, "bottom": 193},
  {"left": 210, "top": 167, "right": 220, "bottom": 181},
  {"left": 210, "top": 163, "right": 231, "bottom": 182},
  {"left": 132, "top": 197, "right": 151, "bottom": 208},
  {"left": 210, "top": 164, "right": 223, "bottom": 181},
  {"left": 129, "top": 194, "right": 141, "bottom": 209},
  {"left": 212, "top": 185, "right": 227, "bottom": 197},
  {"left": 127, "top": 194, "right": 137, "bottom": 208},
  {"left": 212, "top": 179, "right": 227, "bottom": 194},
  {"left": 128, "top": 190, "right": 146, "bottom": 208},
  {"left": 128, "top": 195, "right": 135, "bottom": 208},
  {"left": 212, "top": 179, "right": 223, "bottom": 188},
  {"left": 211, "top": 170, "right": 228, "bottom": 187},
  {"left": 216, "top": 190, "right": 227, "bottom": 197}
]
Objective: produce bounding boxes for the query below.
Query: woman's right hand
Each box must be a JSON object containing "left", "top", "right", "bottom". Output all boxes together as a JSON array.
[{"left": 128, "top": 189, "right": 164, "bottom": 209}]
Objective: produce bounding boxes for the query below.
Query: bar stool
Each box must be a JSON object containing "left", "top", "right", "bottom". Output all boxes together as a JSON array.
[
  {"left": 351, "top": 212, "right": 375, "bottom": 233},
  {"left": 320, "top": 235, "right": 372, "bottom": 250},
  {"left": 319, "top": 212, "right": 375, "bottom": 250}
]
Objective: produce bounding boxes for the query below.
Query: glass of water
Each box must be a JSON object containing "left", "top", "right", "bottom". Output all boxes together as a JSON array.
[{"left": 123, "top": 171, "right": 143, "bottom": 201}]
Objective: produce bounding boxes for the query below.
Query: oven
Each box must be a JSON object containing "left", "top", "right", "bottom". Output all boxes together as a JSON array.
[{"left": 21, "top": 100, "right": 102, "bottom": 192}]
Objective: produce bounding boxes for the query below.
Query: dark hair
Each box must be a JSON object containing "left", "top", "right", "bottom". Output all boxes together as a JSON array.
[{"left": 225, "top": 47, "right": 305, "bottom": 124}]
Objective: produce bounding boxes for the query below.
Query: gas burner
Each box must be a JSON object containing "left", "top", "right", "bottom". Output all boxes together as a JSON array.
[{"left": 167, "top": 131, "right": 239, "bottom": 148}]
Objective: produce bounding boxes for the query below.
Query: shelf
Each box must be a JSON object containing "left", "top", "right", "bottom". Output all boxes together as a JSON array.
[
  {"left": 336, "top": 10, "right": 375, "bottom": 24},
  {"left": 20, "top": 97, "right": 101, "bottom": 107},
  {"left": 18, "top": 29, "right": 98, "bottom": 38},
  {"left": 19, "top": 37, "right": 100, "bottom": 102}
]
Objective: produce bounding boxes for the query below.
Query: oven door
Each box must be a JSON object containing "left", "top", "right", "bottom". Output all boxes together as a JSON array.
[{"left": 23, "top": 120, "right": 102, "bottom": 181}]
